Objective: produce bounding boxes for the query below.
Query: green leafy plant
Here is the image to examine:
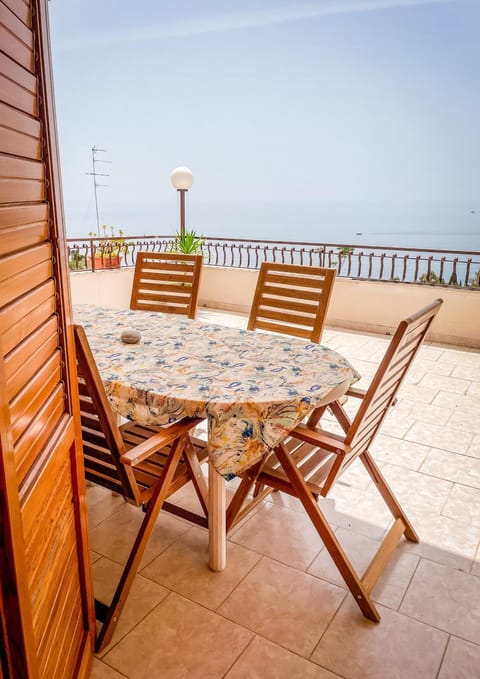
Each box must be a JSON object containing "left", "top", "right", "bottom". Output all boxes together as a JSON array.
[
  {"left": 171, "top": 229, "right": 205, "bottom": 255},
  {"left": 469, "top": 269, "right": 480, "bottom": 288},
  {"left": 68, "top": 250, "right": 86, "bottom": 270},
  {"left": 89, "top": 225, "right": 132, "bottom": 257},
  {"left": 335, "top": 246, "right": 355, "bottom": 272},
  {"left": 418, "top": 271, "right": 445, "bottom": 285}
]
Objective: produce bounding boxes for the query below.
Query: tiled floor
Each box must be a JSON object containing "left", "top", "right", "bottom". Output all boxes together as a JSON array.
[{"left": 88, "top": 309, "right": 480, "bottom": 679}]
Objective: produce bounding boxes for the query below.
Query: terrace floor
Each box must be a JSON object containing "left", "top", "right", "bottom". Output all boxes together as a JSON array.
[{"left": 88, "top": 308, "right": 480, "bottom": 679}]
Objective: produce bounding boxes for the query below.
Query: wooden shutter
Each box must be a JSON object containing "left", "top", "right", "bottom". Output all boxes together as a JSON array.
[{"left": 0, "top": 1, "right": 95, "bottom": 677}]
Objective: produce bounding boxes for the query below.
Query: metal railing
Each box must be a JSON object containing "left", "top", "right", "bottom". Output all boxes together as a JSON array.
[{"left": 66, "top": 235, "right": 480, "bottom": 289}]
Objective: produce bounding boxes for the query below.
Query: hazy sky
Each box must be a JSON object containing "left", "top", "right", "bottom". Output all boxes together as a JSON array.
[{"left": 48, "top": 0, "right": 480, "bottom": 238}]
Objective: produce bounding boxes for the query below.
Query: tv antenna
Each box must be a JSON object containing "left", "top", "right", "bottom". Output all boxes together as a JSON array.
[{"left": 85, "top": 146, "right": 111, "bottom": 237}]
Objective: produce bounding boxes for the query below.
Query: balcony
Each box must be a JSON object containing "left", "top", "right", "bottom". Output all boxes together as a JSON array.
[{"left": 74, "top": 264, "right": 480, "bottom": 679}]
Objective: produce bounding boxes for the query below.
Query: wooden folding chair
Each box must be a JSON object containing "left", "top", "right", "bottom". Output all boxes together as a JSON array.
[
  {"left": 227, "top": 300, "right": 443, "bottom": 621},
  {"left": 247, "top": 262, "right": 336, "bottom": 342},
  {"left": 215, "top": 263, "right": 337, "bottom": 522},
  {"left": 74, "top": 325, "right": 208, "bottom": 651},
  {"left": 130, "top": 251, "right": 203, "bottom": 318}
]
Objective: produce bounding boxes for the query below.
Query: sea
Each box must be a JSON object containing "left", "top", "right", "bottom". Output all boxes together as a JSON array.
[{"left": 65, "top": 199, "right": 479, "bottom": 253}]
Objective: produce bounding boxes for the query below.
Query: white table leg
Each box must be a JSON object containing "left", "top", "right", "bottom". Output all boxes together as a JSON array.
[{"left": 208, "top": 459, "right": 226, "bottom": 571}]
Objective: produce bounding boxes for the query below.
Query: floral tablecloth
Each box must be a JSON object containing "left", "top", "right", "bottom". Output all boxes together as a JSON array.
[{"left": 74, "top": 305, "right": 360, "bottom": 477}]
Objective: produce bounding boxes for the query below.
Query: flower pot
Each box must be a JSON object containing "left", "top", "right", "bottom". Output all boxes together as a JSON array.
[{"left": 93, "top": 255, "right": 122, "bottom": 270}]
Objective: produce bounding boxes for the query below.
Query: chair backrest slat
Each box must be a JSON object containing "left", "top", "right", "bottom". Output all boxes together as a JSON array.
[
  {"left": 345, "top": 299, "right": 443, "bottom": 455},
  {"left": 74, "top": 324, "right": 140, "bottom": 503},
  {"left": 130, "top": 252, "right": 202, "bottom": 319},
  {"left": 248, "top": 263, "right": 336, "bottom": 343}
]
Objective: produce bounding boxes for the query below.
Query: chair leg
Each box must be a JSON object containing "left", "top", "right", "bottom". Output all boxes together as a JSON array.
[
  {"left": 95, "top": 436, "right": 188, "bottom": 652},
  {"left": 182, "top": 439, "right": 209, "bottom": 518},
  {"left": 226, "top": 460, "right": 265, "bottom": 532},
  {"left": 274, "top": 442, "right": 381, "bottom": 622},
  {"left": 360, "top": 451, "right": 419, "bottom": 542}
]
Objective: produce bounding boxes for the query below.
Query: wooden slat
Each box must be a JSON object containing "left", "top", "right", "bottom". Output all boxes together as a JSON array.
[
  {"left": 0, "top": 177, "right": 44, "bottom": 202},
  {"left": 0, "top": 3, "right": 34, "bottom": 71},
  {"left": 0, "top": 258, "right": 52, "bottom": 307},
  {"left": 2, "top": 0, "right": 31, "bottom": 27},
  {"left": 264, "top": 272, "right": 328, "bottom": 289},
  {"left": 0, "top": 52, "right": 37, "bottom": 115},
  {"left": 0, "top": 50, "right": 36, "bottom": 92},
  {"left": 5, "top": 316, "right": 58, "bottom": 399},
  {"left": 15, "top": 385, "right": 64, "bottom": 485},
  {"left": 258, "top": 296, "right": 319, "bottom": 314},
  {"left": 0, "top": 221, "right": 48, "bottom": 257},
  {"left": 262, "top": 284, "right": 322, "bottom": 302},
  {"left": 0, "top": 105, "right": 41, "bottom": 158},
  {"left": 254, "top": 319, "right": 312, "bottom": 340},
  {"left": 256, "top": 307, "right": 315, "bottom": 326},
  {"left": 138, "top": 271, "right": 195, "bottom": 284},
  {"left": 10, "top": 350, "right": 61, "bottom": 442},
  {"left": 40, "top": 553, "right": 83, "bottom": 679},
  {"left": 0, "top": 154, "right": 44, "bottom": 179},
  {"left": 0, "top": 202, "right": 47, "bottom": 228},
  {"left": 140, "top": 261, "right": 196, "bottom": 273},
  {"left": 0, "top": 280, "right": 55, "bottom": 354}
]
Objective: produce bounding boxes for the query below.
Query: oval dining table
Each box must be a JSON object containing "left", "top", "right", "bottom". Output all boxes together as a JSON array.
[{"left": 74, "top": 304, "right": 359, "bottom": 571}]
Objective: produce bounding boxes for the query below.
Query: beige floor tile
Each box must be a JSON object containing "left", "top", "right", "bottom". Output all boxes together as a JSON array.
[
  {"left": 89, "top": 502, "right": 191, "bottom": 569},
  {"left": 397, "top": 383, "right": 439, "bottom": 404},
  {"left": 406, "top": 423, "right": 472, "bottom": 454},
  {"left": 225, "top": 636, "right": 341, "bottom": 679},
  {"left": 88, "top": 658, "right": 127, "bottom": 679},
  {"left": 87, "top": 489, "right": 126, "bottom": 531},
  {"left": 467, "top": 434, "right": 480, "bottom": 458},
  {"left": 91, "top": 550, "right": 102, "bottom": 564},
  {"left": 409, "top": 402, "right": 454, "bottom": 425},
  {"left": 334, "top": 460, "right": 372, "bottom": 490},
  {"left": 140, "top": 526, "right": 260, "bottom": 610},
  {"left": 418, "top": 345, "right": 445, "bottom": 361},
  {"left": 328, "top": 484, "right": 393, "bottom": 539},
  {"left": 471, "top": 557, "right": 480, "bottom": 577},
  {"left": 432, "top": 390, "right": 479, "bottom": 413},
  {"left": 103, "top": 593, "right": 252, "bottom": 679},
  {"left": 401, "top": 505, "right": 478, "bottom": 568},
  {"left": 308, "top": 528, "right": 419, "bottom": 609},
  {"left": 376, "top": 412, "right": 412, "bottom": 438},
  {"left": 451, "top": 364, "right": 480, "bottom": 381},
  {"left": 312, "top": 598, "right": 448, "bottom": 679},
  {"left": 400, "top": 559, "right": 480, "bottom": 643},
  {"left": 92, "top": 557, "right": 169, "bottom": 657},
  {"left": 230, "top": 503, "right": 324, "bottom": 570},
  {"left": 417, "top": 373, "right": 471, "bottom": 394},
  {"left": 413, "top": 358, "right": 453, "bottom": 378},
  {"left": 438, "top": 636, "right": 480, "bottom": 679},
  {"left": 442, "top": 485, "right": 480, "bottom": 528},
  {"left": 420, "top": 449, "right": 480, "bottom": 488},
  {"left": 379, "top": 463, "right": 453, "bottom": 513},
  {"left": 437, "top": 350, "right": 480, "bottom": 368},
  {"left": 267, "top": 489, "right": 336, "bottom": 517},
  {"left": 218, "top": 557, "right": 345, "bottom": 657},
  {"left": 370, "top": 434, "right": 431, "bottom": 470},
  {"left": 466, "top": 382, "right": 480, "bottom": 397},
  {"left": 448, "top": 410, "right": 480, "bottom": 434}
]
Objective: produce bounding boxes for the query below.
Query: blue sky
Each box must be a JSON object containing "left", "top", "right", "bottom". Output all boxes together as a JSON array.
[{"left": 48, "top": 0, "right": 480, "bottom": 241}]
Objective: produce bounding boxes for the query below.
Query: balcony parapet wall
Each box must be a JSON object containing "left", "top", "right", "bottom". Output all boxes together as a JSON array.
[{"left": 69, "top": 266, "right": 480, "bottom": 348}]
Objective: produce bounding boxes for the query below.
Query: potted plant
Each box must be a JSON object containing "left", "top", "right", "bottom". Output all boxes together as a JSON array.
[
  {"left": 68, "top": 249, "right": 87, "bottom": 270},
  {"left": 89, "top": 225, "right": 130, "bottom": 269},
  {"left": 171, "top": 229, "right": 205, "bottom": 255}
]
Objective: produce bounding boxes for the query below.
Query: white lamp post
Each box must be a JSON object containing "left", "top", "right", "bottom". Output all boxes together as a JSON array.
[{"left": 170, "top": 166, "right": 194, "bottom": 237}]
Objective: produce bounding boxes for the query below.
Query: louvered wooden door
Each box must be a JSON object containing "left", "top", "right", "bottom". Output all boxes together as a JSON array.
[{"left": 0, "top": 1, "right": 94, "bottom": 677}]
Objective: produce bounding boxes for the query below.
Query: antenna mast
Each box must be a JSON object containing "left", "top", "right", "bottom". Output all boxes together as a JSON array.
[{"left": 85, "top": 146, "right": 111, "bottom": 236}]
